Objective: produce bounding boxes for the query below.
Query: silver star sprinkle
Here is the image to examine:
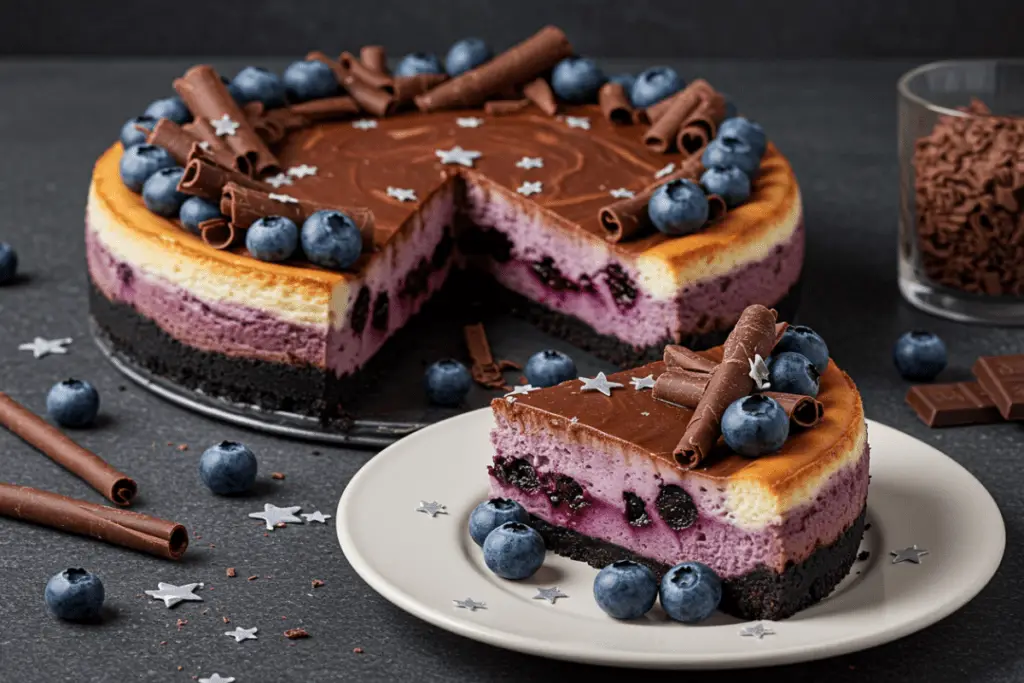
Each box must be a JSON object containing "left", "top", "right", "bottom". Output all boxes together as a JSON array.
[
  {"left": 609, "top": 188, "right": 635, "bottom": 199},
  {"left": 517, "top": 181, "right": 543, "bottom": 196},
  {"left": 630, "top": 374, "right": 656, "bottom": 391},
  {"left": 564, "top": 116, "right": 591, "bottom": 130},
  {"left": 505, "top": 396, "right": 517, "bottom": 404},
  {"left": 268, "top": 193, "right": 299, "bottom": 204},
  {"left": 210, "top": 114, "right": 239, "bottom": 137},
  {"left": 301, "top": 511, "right": 331, "bottom": 524},
  {"left": 890, "top": 545, "right": 929, "bottom": 564},
  {"left": 224, "top": 626, "right": 258, "bottom": 643},
  {"left": 533, "top": 587, "right": 568, "bottom": 604},
  {"left": 352, "top": 119, "right": 378, "bottom": 130},
  {"left": 265, "top": 172, "right": 294, "bottom": 188},
  {"left": 655, "top": 163, "right": 675, "bottom": 179},
  {"left": 515, "top": 156, "right": 544, "bottom": 170},
  {"left": 579, "top": 372, "right": 625, "bottom": 397},
  {"left": 641, "top": 411, "right": 650, "bottom": 416},
  {"left": 386, "top": 186, "right": 418, "bottom": 202},
  {"left": 740, "top": 622, "right": 775, "bottom": 640},
  {"left": 416, "top": 501, "right": 447, "bottom": 517},
  {"left": 456, "top": 116, "right": 484, "bottom": 128},
  {"left": 287, "top": 164, "right": 318, "bottom": 178},
  {"left": 144, "top": 582, "right": 204, "bottom": 608},
  {"left": 569, "top": 416, "right": 579, "bottom": 424},
  {"left": 436, "top": 145, "right": 482, "bottom": 168},
  {"left": 748, "top": 354, "right": 771, "bottom": 390},
  {"left": 197, "top": 141, "right": 211, "bottom": 151},
  {"left": 199, "top": 675, "right": 235, "bottom": 683},
  {"left": 505, "top": 384, "right": 540, "bottom": 397},
  {"left": 18, "top": 336, "right": 72, "bottom": 359},
  {"left": 248, "top": 503, "right": 304, "bottom": 530},
  {"left": 453, "top": 598, "right": 486, "bottom": 611}
]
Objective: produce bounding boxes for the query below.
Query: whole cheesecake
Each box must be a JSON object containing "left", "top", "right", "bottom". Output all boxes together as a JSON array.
[{"left": 86, "top": 26, "right": 804, "bottom": 424}]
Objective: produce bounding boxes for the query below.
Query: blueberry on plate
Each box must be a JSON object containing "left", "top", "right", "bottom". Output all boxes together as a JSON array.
[
  {"left": 699, "top": 166, "right": 751, "bottom": 208},
  {"left": 648, "top": 178, "right": 709, "bottom": 236},
  {"left": 482, "top": 521, "right": 546, "bottom": 580},
  {"left": 199, "top": 441, "right": 258, "bottom": 495},
  {"left": 282, "top": 60, "right": 339, "bottom": 102},
  {"left": 119, "top": 144, "right": 177, "bottom": 193},
  {"left": 775, "top": 325, "right": 830, "bottom": 373},
  {"left": 0, "top": 242, "right": 18, "bottom": 285},
  {"left": 701, "top": 136, "right": 760, "bottom": 177},
  {"left": 46, "top": 379, "right": 100, "bottom": 428},
  {"left": 469, "top": 498, "right": 529, "bottom": 546},
  {"left": 718, "top": 116, "right": 767, "bottom": 158},
  {"left": 231, "top": 66, "right": 286, "bottom": 108},
  {"left": 45, "top": 568, "right": 105, "bottom": 622},
  {"left": 768, "top": 351, "right": 821, "bottom": 397},
  {"left": 424, "top": 359, "right": 472, "bottom": 406},
  {"left": 119, "top": 115, "right": 157, "bottom": 149},
  {"left": 608, "top": 73, "right": 636, "bottom": 93},
  {"left": 630, "top": 66, "right": 685, "bottom": 108},
  {"left": 246, "top": 216, "right": 299, "bottom": 262},
  {"left": 524, "top": 349, "right": 577, "bottom": 388},
  {"left": 893, "top": 331, "right": 947, "bottom": 381},
  {"left": 721, "top": 394, "right": 790, "bottom": 457},
  {"left": 445, "top": 38, "right": 492, "bottom": 77},
  {"left": 551, "top": 57, "right": 607, "bottom": 104},
  {"left": 593, "top": 560, "right": 658, "bottom": 620},
  {"left": 179, "top": 196, "right": 223, "bottom": 235},
  {"left": 143, "top": 96, "right": 190, "bottom": 125},
  {"left": 394, "top": 52, "right": 444, "bottom": 77},
  {"left": 659, "top": 561, "right": 722, "bottom": 623},
  {"left": 301, "top": 210, "right": 363, "bottom": 270},
  {"left": 142, "top": 167, "right": 187, "bottom": 217}
]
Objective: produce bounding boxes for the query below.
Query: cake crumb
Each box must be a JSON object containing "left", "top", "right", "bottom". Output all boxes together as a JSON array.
[
  {"left": 166, "top": 441, "right": 174, "bottom": 446},
  {"left": 160, "top": 641, "right": 167, "bottom": 646},
  {"left": 222, "top": 616, "right": 230, "bottom": 624},
  {"left": 176, "top": 618, "right": 188, "bottom": 630},
  {"left": 177, "top": 444, "right": 189, "bottom": 451},
  {"left": 311, "top": 450, "right": 321, "bottom": 456},
  {"left": 118, "top": 385, "right": 127, "bottom": 392},
  {"left": 864, "top": 523, "right": 872, "bottom": 531},
  {"left": 208, "top": 543, "right": 216, "bottom": 548},
  {"left": 271, "top": 472, "right": 286, "bottom": 480},
  {"left": 177, "top": 666, "right": 183, "bottom": 671},
  {"left": 284, "top": 628, "right": 310, "bottom": 639},
  {"left": 311, "top": 579, "right": 325, "bottom": 588},
  {"left": 274, "top": 522, "right": 287, "bottom": 528},
  {"left": 857, "top": 550, "right": 870, "bottom": 562},
  {"left": 353, "top": 647, "right": 364, "bottom": 654},
  {"left": 248, "top": 575, "right": 258, "bottom": 581}
]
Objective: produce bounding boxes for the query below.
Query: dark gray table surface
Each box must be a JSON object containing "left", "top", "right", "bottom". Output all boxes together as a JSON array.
[{"left": 0, "top": 58, "right": 1021, "bottom": 682}]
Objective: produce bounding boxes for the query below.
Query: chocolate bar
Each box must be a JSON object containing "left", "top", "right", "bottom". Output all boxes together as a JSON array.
[
  {"left": 972, "top": 355, "right": 1024, "bottom": 420},
  {"left": 905, "top": 381, "right": 1003, "bottom": 427}
]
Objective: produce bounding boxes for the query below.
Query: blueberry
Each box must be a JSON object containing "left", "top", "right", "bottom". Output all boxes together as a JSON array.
[
  {"left": 721, "top": 394, "right": 790, "bottom": 456},
  {"left": 301, "top": 210, "right": 362, "bottom": 270},
  {"left": 246, "top": 216, "right": 299, "bottom": 262},
  {"left": 592, "top": 560, "right": 658, "bottom": 620},
  {"left": 768, "top": 351, "right": 821, "bottom": 397},
  {"left": 482, "top": 521, "right": 546, "bottom": 580},
  {"left": 702, "top": 136, "right": 760, "bottom": 177},
  {"left": 700, "top": 166, "right": 751, "bottom": 208},
  {"left": 721, "top": 94, "right": 739, "bottom": 120},
  {"left": 199, "top": 441, "right": 258, "bottom": 495},
  {"left": 659, "top": 561, "right": 722, "bottom": 623},
  {"left": 394, "top": 52, "right": 444, "bottom": 77},
  {"left": 0, "top": 242, "right": 17, "bottom": 285},
  {"left": 179, "top": 196, "right": 223, "bottom": 235},
  {"left": 551, "top": 57, "right": 607, "bottom": 104},
  {"left": 893, "top": 331, "right": 947, "bottom": 381},
  {"left": 231, "top": 66, "right": 286, "bottom": 108},
  {"left": 45, "top": 568, "right": 105, "bottom": 622},
  {"left": 142, "top": 167, "right": 187, "bottom": 217},
  {"left": 469, "top": 498, "right": 529, "bottom": 546},
  {"left": 282, "top": 60, "right": 339, "bottom": 102},
  {"left": 648, "top": 179, "right": 709, "bottom": 236},
  {"left": 608, "top": 73, "right": 636, "bottom": 93},
  {"left": 46, "top": 379, "right": 100, "bottom": 428},
  {"left": 143, "top": 96, "right": 190, "bottom": 124},
  {"left": 775, "top": 325, "right": 830, "bottom": 373},
  {"left": 119, "top": 115, "right": 157, "bottom": 149},
  {"left": 630, "top": 66, "right": 685, "bottom": 108},
  {"left": 119, "top": 144, "right": 177, "bottom": 193},
  {"left": 423, "top": 359, "right": 472, "bottom": 406},
  {"left": 445, "top": 38, "right": 492, "bottom": 77},
  {"left": 718, "top": 116, "right": 767, "bottom": 157},
  {"left": 524, "top": 349, "right": 577, "bottom": 388}
]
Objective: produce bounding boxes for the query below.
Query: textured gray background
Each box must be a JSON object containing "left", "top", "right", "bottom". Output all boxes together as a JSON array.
[{"left": 0, "top": 56, "right": 1022, "bottom": 682}]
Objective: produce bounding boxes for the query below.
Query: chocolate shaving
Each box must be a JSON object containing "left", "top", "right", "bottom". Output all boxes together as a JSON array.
[
  {"left": 676, "top": 88, "right": 727, "bottom": 154},
  {"left": 181, "top": 120, "right": 239, "bottom": 171},
  {"left": 599, "top": 82, "right": 634, "bottom": 125},
  {"left": 523, "top": 78, "right": 557, "bottom": 116},
  {"left": 415, "top": 25, "right": 572, "bottom": 111},
  {"left": 393, "top": 74, "right": 449, "bottom": 109},
  {"left": 360, "top": 45, "right": 389, "bottom": 75},
  {"left": 707, "top": 194, "right": 728, "bottom": 223},
  {"left": 146, "top": 118, "right": 200, "bottom": 166},
  {"left": 178, "top": 146, "right": 266, "bottom": 202},
  {"left": 598, "top": 158, "right": 704, "bottom": 242},
  {"left": 643, "top": 80, "right": 719, "bottom": 154},
  {"left": 199, "top": 218, "right": 234, "bottom": 249},
  {"left": 339, "top": 51, "right": 394, "bottom": 92},
  {"left": 764, "top": 392, "right": 824, "bottom": 427},
  {"left": 664, "top": 344, "right": 719, "bottom": 373},
  {"left": 652, "top": 369, "right": 711, "bottom": 406},
  {"left": 463, "top": 323, "right": 520, "bottom": 390},
  {"left": 308, "top": 51, "right": 393, "bottom": 117},
  {"left": 289, "top": 96, "right": 361, "bottom": 123},
  {"left": 484, "top": 99, "right": 531, "bottom": 116}
]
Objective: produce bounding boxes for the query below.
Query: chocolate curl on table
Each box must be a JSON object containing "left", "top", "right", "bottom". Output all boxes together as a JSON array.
[
  {"left": 360, "top": 45, "right": 389, "bottom": 75},
  {"left": 484, "top": 99, "right": 531, "bottom": 116},
  {"left": 392, "top": 74, "right": 449, "bottom": 109},
  {"left": 0, "top": 393, "right": 137, "bottom": 506},
  {"left": 174, "top": 65, "right": 279, "bottom": 175},
  {"left": 340, "top": 51, "right": 394, "bottom": 91},
  {"left": 415, "top": 25, "right": 572, "bottom": 111},
  {"left": 523, "top": 78, "right": 557, "bottom": 116},
  {"left": 675, "top": 88, "right": 727, "bottom": 154},
  {"left": 464, "top": 323, "right": 520, "bottom": 390},
  {"left": 643, "top": 80, "right": 716, "bottom": 154},
  {"left": 307, "top": 51, "right": 393, "bottom": 117},
  {"left": 599, "top": 82, "right": 634, "bottom": 125},
  {"left": 0, "top": 483, "right": 187, "bottom": 560},
  {"left": 145, "top": 118, "right": 200, "bottom": 166},
  {"left": 598, "top": 159, "right": 703, "bottom": 242},
  {"left": 178, "top": 146, "right": 266, "bottom": 202}
]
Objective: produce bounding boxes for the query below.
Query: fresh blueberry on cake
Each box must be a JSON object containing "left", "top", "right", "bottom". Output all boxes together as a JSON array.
[
  {"left": 46, "top": 379, "right": 101, "bottom": 428},
  {"left": 648, "top": 179, "right": 710, "bottom": 236},
  {"left": 143, "top": 96, "right": 190, "bottom": 125},
  {"left": 608, "top": 73, "right": 636, "bottom": 93},
  {"left": 45, "top": 568, "right": 105, "bottom": 622},
  {"left": 394, "top": 52, "right": 444, "bottom": 77},
  {"left": 282, "top": 60, "right": 339, "bottom": 101},
  {"left": 424, "top": 359, "right": 472, "bottom": 406},
  {"left": 247, "top": 216, "right": 299, "bottom": 263},
  {"left": 482, "top": 521, "right": 546, "bottom": 579},
  {"left": 702, "top": 135, "right": 760, "bottom": 176},
  {"left": 893, "top": 331, "right": 947, "bottom": 381},
  {"left": 551, "top": 57, "right": 607, "bottom": 103},
  {"left": 658, "top": 561, "right": 722, "bottom": 623},
  {"left": 592, "top": 560, "right": 658, "bottom": 619},
  {"left": 199, "top": 441, "right": 258, "bottom": 495},
  {"left": 775, "top": 325, "right": 830, "bottom": 373},
  {"left": 768, "top": 351, "right": 821, "bottom": 397},
  {"left": 700, "top": 166, "right": 751, "bottom": 208},
  {"left": 142, "top": 167, "right": 187, "bottom": 217},
  {"left": 469, "top": 498, "right": 529, "bottom": 546},
  {"left": 301, "top": 210, "right": 362, "bottom": 270},
  {"left": 445, "top": 38, "right": 492, "bottom": 77},
  {"left": 524, "top": 350, "right": 577, "bottom": 388},
  {"left": 119, "top": 115, "right": 157, "bottom": 149},
  {"left": 231, "top": 66, "right": 286, "bottom": 108},
  {"left": 719, "top": 116, "right": 767, "bottom": 157},
  {"left": 721, "top": 394, "right": 790, "bottom": 456},
  {"left": 118, "top": 144, "right": 176, "bottom": 192},
  {"left": 0, "top": 242, "right": 17, "bottom": 285},
  {"left": 179, "top": 196, "right": 223, "bottom": 235},
  {"left": 630, "top": 66, "right": 685, "bottom": 108}
]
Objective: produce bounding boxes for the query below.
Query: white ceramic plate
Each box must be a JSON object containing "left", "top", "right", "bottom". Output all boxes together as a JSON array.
[{"left": 337, "top": 411, "right": 1005, "bottom": 669}]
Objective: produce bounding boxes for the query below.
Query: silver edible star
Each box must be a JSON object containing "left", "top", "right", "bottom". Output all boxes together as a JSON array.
[
  {"left": 456, "top": 116, "right": 484, "bottom": 128},
  {"left": 654, "top": 163, "right": 675, "bottom": 179},
  {"left": 301, "top": 511, "right": 331, "bottom": 524},
  {"left": 18, "top": 336, "right": 72, "bottom": 359},
  {"left": 197, "top": 141, "right": 212, "bottom": 151},
  {"left": 564, "top": 116, "right": 591, "bottom": 130},
  {"left": 352, "top": 119, "right": 378, "bottom": 130},
  {"left": 609, "top": 188, "right": 635, "bottom": 199},
  {"left": 268, "top": 193, "right": 299, "bottom": 204},
  {"left": 436, "top": 145, "right": 482, "bottom": 168},
  {"left": 199, "top": 675, "right": 235, "bottom": 683},
  {"left": 416, "top": 501, "right": 447, "bottom": 518},
  {"left": 265, "top": 172, "right": 293, "bottom": 188},
  {"left": 144, "top": 582, "right": 204, "bottom": 608},
  {"left": 248, "top": 503, "right": 304, "bottom": 530},
  {"left": 748, "top": 354, "right": 771, "bottom": 390},
  {"left": 515, "top": 156, "right": 544, "bottom": 170},
  {"left": 630, "top": 374, "right": 656, "bottom": 391},
  {"left": 569, "top": 416, "right": 579, "bottom": 424},
  {"left": 890, "top": 545, "right": 929, "bottom": 564},
  {"left": 579, "top": 372, "right": 625, "bottom": 397},
  {"left": 517, "top": 181, "right": 543, "bottom": 196},
  {"left": 386, "top": 186, "right": 418, "bottom": 202},
  {"left": 533, "top": 587, "right": 568, "bottom": 604},
  {"left": 505, "top": 384, "right": 540, "bottom": 397},
  {"left": 210, "top": 114, "right": 239, "bottom": 137},
  {"left": 453, "top": 598, "right": 486, "bottom": 611},
  {"left": 224, "top": 626, "right": 258, "bottom": 643},
  {"left": 287, "top": 164, "right": 317, "bottom": 178},
  {"left": 740, "top": 622, "right": 775, "bottom": 640}
]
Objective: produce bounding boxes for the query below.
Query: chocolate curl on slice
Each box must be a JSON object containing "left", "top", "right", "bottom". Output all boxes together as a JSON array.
[
  {"left": 393, "top": 74, "right": 449, "bottom": 109},
  {"left": 664, "top": 344, "right": 719, "bottom": 373},
  {"left": 288, "top": 96, "right": 361, "bottom": 123},
  {"left": 764, "top": 392, "right": 824, "bottom": 428},
  {"left": 523, "top": 78, "right": 557, "bottom": 116},
  {"left": 340, "top": 51, "right": 394, "bottom": 91},
  {"left": 774, "top": 321, "right": 790, "bottom": 345},
  {"left": 0, "top": 393, "right": 137, "bottom": 506},
  {"left": 484, "top": 99, "right": 531, "bottom": 116},
  {"left": 707, "top": 194, "right": 728, "bottom": 223},
  {"left": 0, "top": 483, "right": 188, "bottom": 560},
  {"left": 360, "top": 45, "right": 389, "bottom": 75},
  {"left": 174, "top": 65, "right": 279, "bottom": 175},
  {"left": 676, "top": 88, "right": 727, "bottom": 154},
  {"left": 308, "top": 51, "right": 393, "bottom": 117},
  {"left": 652, "top": 369, "right": 711, "bottom": 407},
  {"left": 178, "top": 146, "right": 266, "bottom": 202},
  {"left": 415, "top": 25, "right": 572, "bottom": 111},
  {"left": 673, "top": 304, "right": 778, "bottom": 469},
  {"left": 643, "top": 80, "right": 714, "bottom": 154},
  {"left": 599, "top": 82, "right": 634, "bottom": 125},
  {"left": 199, "top": 217, "right": 235, "bottom": 249},
  {"left": 464, "top": 323, "right": 520, "bottom": 390},
  {"left": 598, "top": 159, "right": 703, "bottom": 242},
  {"left": 145, "top": 118, "right": 200, "bottom": 166}
]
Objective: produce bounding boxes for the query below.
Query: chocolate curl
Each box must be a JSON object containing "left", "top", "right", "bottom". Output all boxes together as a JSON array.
[
  {"left": 764, "top": 392, "right": 824, "bottom": 428},
  {"left": 173, "top": 65, "right": 279, "bottom": 175},
  {"left": 599, "top": 82, "right": 634, "bottom": 125},
  {"left": 652, "top": 369, "right": 711, "bottom": 407},
  {"left": 643, "top": 81, "right": 713, "bottom": 154},
  {"left": 484, "top": 99, "right": 531, "bottom": 116},
  {"left": 463, "top": 323, "right": 520, "bottom": 390},
  {"left": 523, "top": 78, "right": 557, "bottom": 116},
  {"left": 415, "top": 25, "right": 572, "bottom": 111},
  {"left": 178, "top": 146, "right": 266, "bottom": 202},
  {"left": 664, "top": 344, "right": 719, "bottom": 373},
  {"left": 0, "top": 483, "right": 188, "bottom": 560},
  {"left": 673, "top": 305, "right": 778, "bottom": 469},
  {"left": 598, "top": 159, "right": 703, "bottom": 243},
  {"left": 676, "top": 89, "right": 727, "bottom": 154},
  {"left": 242, "top": 101, "right": 290, "bottom": 144},
  {"left": 181, "top": 120, "right": 239, "bottom": 171},
  {"left": 145, "top": 118, "right": 200, "bottom": 166},
  {"left": 393, "top": 74, "right": 449, "bottom": 109},
  {"left": 340, "top": 51, "right": 394, "bottom": 92},
  {"left": 707, "top": 194, "right": 728, "bottom": 223},
  {"left": 360, "top": 45, "right": 389, "bottom": 75},
  {"left": 199, "top": 217, "right": 235, "bottom": 249},
  {"left": 288, "top": 96, "right": 361, "bottom": 123},
  {"left": 307, "top": 51, "right": 393, "bottom": 117}
]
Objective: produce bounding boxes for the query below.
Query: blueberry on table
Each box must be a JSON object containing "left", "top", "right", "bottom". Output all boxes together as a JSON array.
[
  {"left": 45, "top": 568, "right": 105, "bottom": 622},
  {"left": 199, "top": 441, "right": 258, "bottom": 495},
  {"left": 775, "top": 325, "right": 830, "bottom": 373},
  {"left": 893, "top": 331, "right": 947, "bottom": 382},
  {"left": 551, "top": 57, "right": 607, "bottom": 104},
  {"left": 231, "top": 66, "right": 286, "bottom": 108},
  {"left": 119, "top": 115, "right": 157, "bottom": 149},
  {"left": 423, "top": 359, "right": 472, "bottom": 407},
  {"left": 143, "top": 96, "right": 190, "bottom": 125},
  {"left": 394, "top": 52, "right": 444, "bottom": 77},
  {"left": 659, "top": 561, "right": 722, "bottom": 623},
  {"left": 482, "top": 521, "right": 546, "bottom": 580},
  {"left": 46, "top": 379, "right": 100, "bottom": 428},
  {"left": 648, "top": 179, "right": 710, "bottom": 236},
  {"left": 699, "top": 166, "right": 751, "bottom": 208},
  {"left": 445, "top": 38, "right": 492, "bottom": 77},
  {"left": 524, "top": 350, "right": 577, "bottom": 388},
  {"left": 630, "top": 66, "right": 685, "bottom": 108},
  {"left": 593, "top": 560, "right": 658, "bottom": 619},
  {"left": 768, "top": 351, "right": 821, "bottom": 397},
  {"left": 718, "top": 116, "right": 767, "bottom": 157},
  {"left": 301, "top": 210, "right": 363, "bottom": 271},
  {"left": 282, "top": 60, "right": 339, "bottom": 102},
  {"left": 469, "top": 498, "right": 529, "bottom": 546},
  {"left": 608, "top": 73, "right": 636, "bottom": 94},
  {"left": 246, "top": 216, "right": 299, "bottom": 262},
  {"left": 701, "top": 136, "right": 760, "bottom": 177},
  {"left": 179, "top": 196, "right": 223, "bottom": 235},
  {"left": 721, "top": 394, "right": 790, "bottom": 457},
  {"left": 0, "top": 242, "right": 17, "bottom": 285},
  {"left": 119, "top": 144, "right": 176, "bottom": 193},
  {"left": 142, "top": 167, "right": 187, "bottom": 218}
]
